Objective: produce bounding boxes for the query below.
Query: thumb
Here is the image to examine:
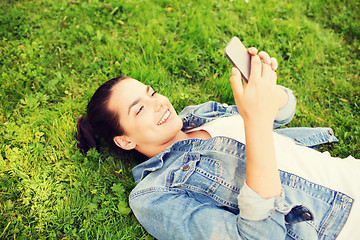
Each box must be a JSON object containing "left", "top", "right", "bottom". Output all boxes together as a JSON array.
[{"left": 230, "top": 67, "right": 244, "bottom": 97}]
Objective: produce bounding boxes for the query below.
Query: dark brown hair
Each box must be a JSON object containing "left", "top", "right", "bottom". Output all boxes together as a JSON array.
[{"left": 76, "top": 76, "right": 129, "bottom": 154}]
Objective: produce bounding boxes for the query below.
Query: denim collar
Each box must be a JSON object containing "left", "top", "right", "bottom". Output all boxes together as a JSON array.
[{"left": 132, "top": 136, "right": 246, "bottom": 183}]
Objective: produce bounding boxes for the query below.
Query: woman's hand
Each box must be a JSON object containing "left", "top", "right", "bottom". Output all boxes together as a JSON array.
[
  {"left": 249, "top": 47, "right": 278, "bottom": 71},
  {"left": 230, "top": 48, "right": 281, "bottom": 125},
  {"left": 230, "top": 48, "right": 282, "bottom": 199}
]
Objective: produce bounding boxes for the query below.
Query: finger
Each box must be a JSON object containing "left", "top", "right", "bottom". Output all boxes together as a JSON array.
[
  {"left": 258, "top": 51, "right": 271, "bottom": 64},
  {"left": 249, "top": 55, "right": 262, "bottom": 84},
  {"left": 271, "top": 70, "right": 277, "bottom": 85},
  {"left": 247, "top": 47, "right": 258, "bottom": 56},
  {"left": 261, "top": 61, "right": 273, "bottom": 81},
  {"left": 230, "top": 67, "right": 244, "bottom": 97},
  {"left": 270, "top": 57, "right": 278, "bottom": 71}
]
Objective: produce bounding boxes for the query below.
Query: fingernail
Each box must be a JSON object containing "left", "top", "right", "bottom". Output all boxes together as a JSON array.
[{"left": 231, "top": 67, "right": 237, "bottom": 74}]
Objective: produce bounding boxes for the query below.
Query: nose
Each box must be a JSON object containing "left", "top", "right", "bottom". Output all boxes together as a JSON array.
[
  {"left": 146, "top": 95, "right": 162, "bottom": 112},
  {"left": 154, "top": 97, "right": 162, "bottom": 112}
]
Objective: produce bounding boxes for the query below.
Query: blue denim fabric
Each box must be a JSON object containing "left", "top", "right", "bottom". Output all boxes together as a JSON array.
[{"left": 130, "top": 88, "right": 351, "bottom": 240}]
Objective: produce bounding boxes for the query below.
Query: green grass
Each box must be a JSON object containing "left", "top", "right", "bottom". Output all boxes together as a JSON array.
[{"left": 0, "top": 0, "right": 359, "bottom": 239}]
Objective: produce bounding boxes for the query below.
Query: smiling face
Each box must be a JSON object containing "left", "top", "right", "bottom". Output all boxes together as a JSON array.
[{"left": 107, "top": 78, "right": 185, "bottom": 157}]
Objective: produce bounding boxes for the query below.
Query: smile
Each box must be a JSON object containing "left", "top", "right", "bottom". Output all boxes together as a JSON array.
[{"left": 157, "top": 110, "right": 171, "bottom": 125}]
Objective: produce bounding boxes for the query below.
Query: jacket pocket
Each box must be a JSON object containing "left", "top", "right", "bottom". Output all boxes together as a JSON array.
[{"left": 169, "top": 153, "right": 221, "bottom": 194}]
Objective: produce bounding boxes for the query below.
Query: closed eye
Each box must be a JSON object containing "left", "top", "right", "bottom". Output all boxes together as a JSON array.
[
  {"left": 133, "top": 87, "right": 156, "bottom": 116},
  {"left": 136, "top": 106, "right": 144, "bottom": 115}
]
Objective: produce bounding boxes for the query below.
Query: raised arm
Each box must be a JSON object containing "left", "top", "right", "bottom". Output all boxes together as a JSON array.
[{"left": 229, "top": 49, "right": 283, "bottom": 199}]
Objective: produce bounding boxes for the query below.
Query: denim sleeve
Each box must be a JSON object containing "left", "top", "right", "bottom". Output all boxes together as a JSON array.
[
  {"left": 237, "top": 182, "right": 289, "bottom": 220},
  {"left": 273, "top": 86, "right": 296, "bottom": 128},
  {"left": 130, "top": 189, "right": 288, "bottom": 240}
]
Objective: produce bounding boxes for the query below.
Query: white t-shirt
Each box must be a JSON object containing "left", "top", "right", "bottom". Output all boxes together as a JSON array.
[{"left": 188, "top": 115, "right": 359, "bottom": 240}]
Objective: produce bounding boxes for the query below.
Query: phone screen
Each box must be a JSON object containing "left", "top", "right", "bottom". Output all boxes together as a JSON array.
[{"left": 224, "top": 37, "right": 251, "bottom": 82}]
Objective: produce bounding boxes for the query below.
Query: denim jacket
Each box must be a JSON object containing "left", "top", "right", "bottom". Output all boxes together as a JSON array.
[{"left": 130, "top": 88, "right": 352, "bottom": 240}]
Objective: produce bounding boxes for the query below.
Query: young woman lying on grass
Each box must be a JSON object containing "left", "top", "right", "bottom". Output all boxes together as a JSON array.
[{"left": 77, "top": 48, "right": 359, "bottom": 240}]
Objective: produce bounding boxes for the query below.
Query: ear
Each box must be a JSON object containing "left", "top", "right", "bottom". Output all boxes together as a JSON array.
[{"left": 113, "top": 136, "right": 136, "bottom": 150}]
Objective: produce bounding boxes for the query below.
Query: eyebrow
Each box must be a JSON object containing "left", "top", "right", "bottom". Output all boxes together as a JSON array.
[{"left": 128, "top": 85, "right": 151, "bottom": 115}]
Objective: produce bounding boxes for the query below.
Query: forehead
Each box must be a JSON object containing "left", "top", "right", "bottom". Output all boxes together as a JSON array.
[{"left": 108, "top": 78, "right": 146, "bottom": 114}]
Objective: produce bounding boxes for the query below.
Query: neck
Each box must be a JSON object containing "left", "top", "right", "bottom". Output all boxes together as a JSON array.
[{"left": 137, "top": 130, "right": 211, "bottom": 158}]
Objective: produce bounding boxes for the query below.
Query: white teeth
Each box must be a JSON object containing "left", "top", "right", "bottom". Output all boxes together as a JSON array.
[{"left": 158, "top": 110, "right": 171, "bottom": 125}]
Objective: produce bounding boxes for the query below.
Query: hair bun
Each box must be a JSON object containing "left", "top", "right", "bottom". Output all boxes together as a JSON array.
[{"left": 76, "top": 117, "right": 98, "bottom": 154}]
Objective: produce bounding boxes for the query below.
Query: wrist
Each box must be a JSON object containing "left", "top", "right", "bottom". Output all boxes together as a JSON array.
[{"left": 243, "top": 116, "right": 275, "bottom": 129}]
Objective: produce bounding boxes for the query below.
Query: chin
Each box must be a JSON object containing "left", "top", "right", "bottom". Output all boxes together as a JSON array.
[{"left": 174, "top": 116, "right": 184, "bottom": 129}]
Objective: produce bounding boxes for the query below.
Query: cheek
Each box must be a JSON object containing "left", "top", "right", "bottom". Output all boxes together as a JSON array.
[{"left": 132, "top": 114, "right": 155, "bottom": 133}]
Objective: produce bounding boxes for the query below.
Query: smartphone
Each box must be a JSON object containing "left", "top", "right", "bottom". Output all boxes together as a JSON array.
[{"left": 224, "top": 36, "right": 251, "bottom": 82}]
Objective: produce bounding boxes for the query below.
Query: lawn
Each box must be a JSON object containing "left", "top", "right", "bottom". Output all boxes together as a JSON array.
[{"left": 0, "top": 0, "right": 359, "bottom": 239}]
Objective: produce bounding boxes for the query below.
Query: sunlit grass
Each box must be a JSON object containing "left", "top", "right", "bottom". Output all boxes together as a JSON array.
[{"left": 0, "top": 0, "right": 359, "bottom": 238}]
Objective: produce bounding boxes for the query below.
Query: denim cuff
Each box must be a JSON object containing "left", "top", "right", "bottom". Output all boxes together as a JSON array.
[
  {"left": 275, "top": 86, "right": 296, "bottom": 122},
  {"left": 237, "top": 182, "right": 286, "bottom": 221}
]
